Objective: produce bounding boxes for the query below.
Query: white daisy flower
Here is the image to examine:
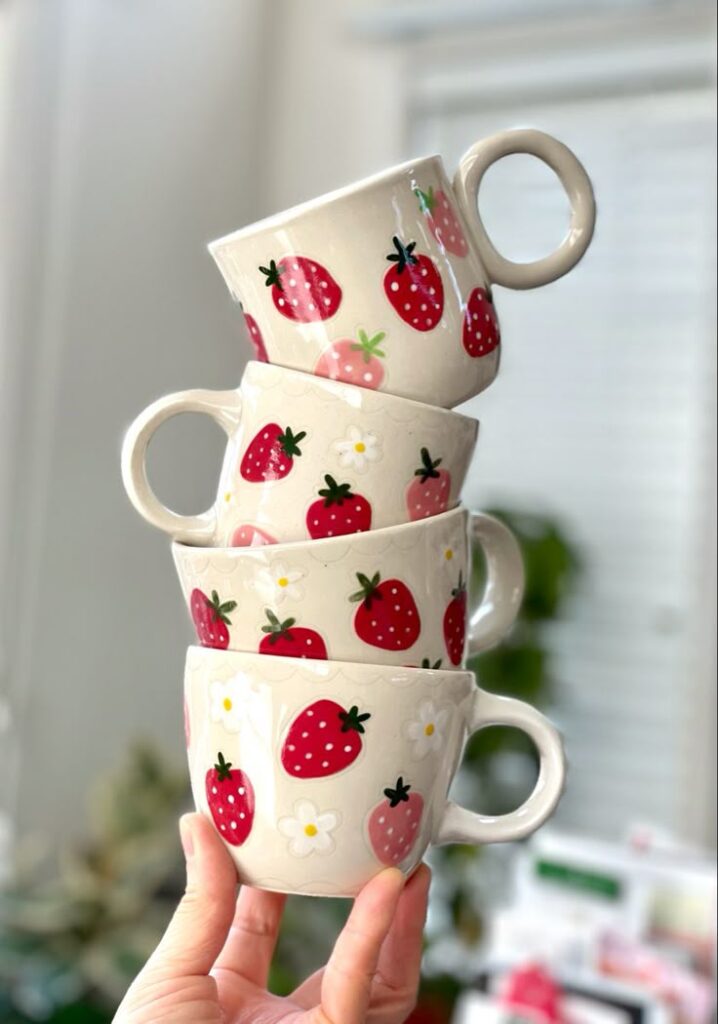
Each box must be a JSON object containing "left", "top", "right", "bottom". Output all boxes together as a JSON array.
[
  {"left": 253, "top": 563, "right": 304, "bottom": 605},
  {"left": 209, "top": 677, "right": 245, "bottom": 734},
  {"left": 278, "top": 800, "right": 339, "bottom": 858},
  {"left": 333, "top": 426, "right": 382, "bottom": 474},
  {"left": 407, "top": 701, "right": 449, "bottom": 759},
  {"left": 439, "top": 541, "right": 460, "bottom": 570}
]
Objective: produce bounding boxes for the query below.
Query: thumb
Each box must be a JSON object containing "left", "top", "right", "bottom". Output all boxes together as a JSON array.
[{"left": 147, "top": 813, "right": 238, "bottom": 979}]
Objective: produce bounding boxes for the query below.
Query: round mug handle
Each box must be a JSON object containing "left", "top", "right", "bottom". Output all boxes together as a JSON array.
[
  {"left": 121, "top": 389, "right": 243, "bottom": 545},
  {"left": 468, "top": 513, "right": 525, "bottom": 655},
  {"left": 434, "top": 689, "right": 565, "bottom": 846},
  {"left": 453, "top": 128, "right": 596, "bottom": 290}
]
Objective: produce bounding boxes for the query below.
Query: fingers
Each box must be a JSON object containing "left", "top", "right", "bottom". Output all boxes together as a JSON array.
[
  {"left": 373, "top": 864, "right": 431, "bottom": 1009},
  {"left": 147, "top": 814, "right": 238, "bottom": 979},
  {"left": 320, "top": 868, "right": 405, "bottom": 1024},
  {"left": 213, "top": 885, "right": 287, "bottom": 987}
]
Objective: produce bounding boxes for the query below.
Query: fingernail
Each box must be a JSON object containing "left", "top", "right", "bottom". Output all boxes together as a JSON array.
[{"left": 179, "top": 815, "right": 195, "bottom": 860}]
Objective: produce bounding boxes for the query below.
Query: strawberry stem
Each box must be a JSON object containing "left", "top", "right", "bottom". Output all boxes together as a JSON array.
[
  {"left": 318, "top": 474, "right": 354, "bottom": 506},
  {"left": 351, "top": 329, "right": 386, "bottom": 362},
  {"left": 259, "top": 259, "right": 285, "bottom": 290},
  {"left": 452, "top": 573, "right": 466, "bottom": 598},
  {"left": 383, "top": 777, "right": 411, "bottom": 807},
  {"left": 415, "top": 186, "right": 436, "bottom": 214},
  {"left": 421, "top": 658, "right": 443, "bottom": 669},
  {"left": 214, "top": 751, "right": 233, "bottom": 781},
  {"left": 414, "top": 447, "right": 442, "bottom": 483},
  {"left": 349, "top": 571, "right": 382, "bottom": 609},
  {"left": 207, "top": 590, "right": 237, "bottom": 625},
  {"left": 386, "top": 235, "right": 418, "bottom": 274},
  {"left": 261, "top": 608, "right": 296, "bottom": 643},
  {"left": 278, "top": 427, "right": 306, "bottom": 459},
  {"left": 339, "top": 705, "right": 371, "bottom": 734}
]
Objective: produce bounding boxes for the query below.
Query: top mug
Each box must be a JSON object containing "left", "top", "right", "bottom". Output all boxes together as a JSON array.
[{"left": 210, "top": 129, "right": 596, "bottom": 408}]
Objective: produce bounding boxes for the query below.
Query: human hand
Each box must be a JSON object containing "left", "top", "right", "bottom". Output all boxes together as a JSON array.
[{"left": 114, "top": 812, "right": 431, "bottom": 1023}]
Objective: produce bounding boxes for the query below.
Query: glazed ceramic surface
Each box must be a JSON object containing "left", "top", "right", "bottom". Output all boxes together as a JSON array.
[
  {"left": 184, "top": 647, "right": 566, "bottom": 897},
  {"left": 209, "top": 129, "right": 595, "bottom": 408},
  {"left": 121, "top": 361, "right": 478, "bottom": 546},
  {"left": 173, "top": 508, "right": 524, "bottom": 667}
]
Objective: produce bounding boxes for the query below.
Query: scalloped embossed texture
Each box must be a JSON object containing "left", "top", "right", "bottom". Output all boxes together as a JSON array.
[
  {"left": 209, "top": 155, "right": 500, "bottom": 409},
  {"left": 214, "top": 363, "right": 478, "bottom": 546},
  {"left": 185, "top": 647, "right": 475, "bottom": 896},
  {"left": 174, "top": 507, "right": 472, "bottom": 667}
]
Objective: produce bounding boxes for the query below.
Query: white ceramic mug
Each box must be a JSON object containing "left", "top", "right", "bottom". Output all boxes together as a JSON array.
[
  {"left": 184, "top": 646, "right": 566, "bottom": 896},
  {"left": 172, "top": 507, "right": 524, "bottom": 667},
  {"left": 121, "top": 361, "right": 479, "bottom": 546},
  {"left": 209, "top": 129, "right": 595, "bottom": 408}
]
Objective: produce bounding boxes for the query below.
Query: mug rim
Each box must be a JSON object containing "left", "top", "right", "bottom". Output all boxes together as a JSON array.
[
  {"left": 208, "top": 154, "right": 444, "bottom": 251},
  {"left": 242, "top": 360, "right": 479, "bottom": 430},
  {"left": 185, "top": 643, "right": 475, "bottom": 684},
  {"left": 173, "top": 504, "right": 468, "bottom": 559}
]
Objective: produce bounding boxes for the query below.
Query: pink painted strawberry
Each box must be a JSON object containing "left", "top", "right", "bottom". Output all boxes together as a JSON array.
[
  {"left": 351, "top": 572, "right": 421, "bottom": 651},
  {"left": 243, "top": 312, "right": 268, "bottom": 362},
  {"left": 230, "top": 524, "right": 278, "bottom": 547},
  {"left": 462, "top": 287, "right": 500, "bottom": 358},
  {"left": 259, "top": 609, "right": 328, "bottom": 660},
  {"left": 190, "top": 588, "right": 236, "bottom": 649},
  {"left": 259, "top": 256, "right": 341, "bottom": 322},
  {"left": 205, "top": 751, "right": 255, "bottom": 846},
  {"left": 443, "top": 574, "right": 467, "bottom": 666},
  {"left": 314, "top": 329, "right": 386, "bottom": 390},
  {"left": 281, "top": 699, "right": 371, "bottom": 779},
  {"left": 240, "top": 424, "right": 306, "bottom": 482},
  {"left": 368, "top": 777, "right": 424, "bottom": 866},
  {"left": 306, "top": 475, "right": 372, "bottom": 539},
  {"left": 415, "top": 186, "right": 468, "bottom": 257},
  {"left": 405, "top": 447, "right": 451, "bottom": 521},
  {"left": 384, "top": 235, "right": 444, "bottom": 332}
]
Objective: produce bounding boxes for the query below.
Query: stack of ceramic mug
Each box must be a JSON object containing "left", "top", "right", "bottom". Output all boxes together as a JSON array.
[{"left": 121, "top": 129, "right": 595, "bottom": 897}]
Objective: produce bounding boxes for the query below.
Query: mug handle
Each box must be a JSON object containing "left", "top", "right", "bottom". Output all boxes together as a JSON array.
[
  {"left": 121, "top": 389, "right": 243, "bottom": 544},
  {"left": 453, "top": 128, "right": 596, "bottom": 290},
  {"left": 434, "top": 688, "right": 565, "bottom": 845},
  {"left": 468, "top": 513, "right": 525, "bottom": 655}
]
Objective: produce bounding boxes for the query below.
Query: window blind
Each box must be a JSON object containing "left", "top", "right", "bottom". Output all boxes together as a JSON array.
[{"left": 410, "top": 64, "right": 716, "bottom": 841}]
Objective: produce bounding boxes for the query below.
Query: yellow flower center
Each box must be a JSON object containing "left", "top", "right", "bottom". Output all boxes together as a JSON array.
[
  {"left": 304, "top": 824, "right": 318, "bottom": 837},
  {"left": 444, "top": 548, "right": 454, "bottom": 561},
  {"left": 224, "top": 492, "right": 232, "bottom": 503},
  {"left": 424, "top": 723, "right": 435, "bottom": 737},
  {"left": 354, "top": 442, "right": 366, "bottom": 453},
  {"left": 277, "top": 577, "right": 289, "bottom": 588},
  {"left": 223, "top": 697, "right": 233, "bottom": 711}
]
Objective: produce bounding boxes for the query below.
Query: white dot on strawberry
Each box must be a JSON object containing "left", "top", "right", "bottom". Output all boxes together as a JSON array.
[
  {"left": 230, "top": 821, "right": 237, "bottom": 830},
  {"left": 325, "top": 743, "right": 333, "bottom": 751},
  {"left": 228, "top": 795, "right": 235, "bottom": 804}
]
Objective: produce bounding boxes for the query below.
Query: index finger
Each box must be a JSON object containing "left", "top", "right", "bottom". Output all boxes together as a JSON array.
[{"left": 321, "top": 869, "right": 405, "bottom": 1024}]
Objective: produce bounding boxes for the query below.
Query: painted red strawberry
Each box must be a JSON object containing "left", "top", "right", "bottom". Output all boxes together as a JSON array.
[
  {"left": 230, "top": 524, "right": 278, "bottom": 547},
  {"left": 462, "top": 287, "right": 500, "bottom": 358},
  {"left": 281, "top": 699, "right": 371, "bottom": 779},
  {"left": 384, "top": 235, "right": 444, "bottom": 332},
  {"left": 351, "top": 572, "right": 421, "bottom": 651},
  {"left": 306, "top": 475, "right": 372, "bottom": 539},
  {"left": 443, "top": 573, "right": 467, "bottom": 666},
  {"left": 405, "top": 448, "right": 451, "bottom": 522},
  {"left": 259, "top": 256, "right": 341, "bottom": 322},
  {"left": 415, "top": 186, "right": 468, "bottom": 257},
  {"left": 205, "top": 751, "right": 255, "bottom": 846},
  {"left": 368, "top": 777, "right": 424, "bottom": 866},
  {"left": 259, "top": 609, "right": 328, "bottom": 660},
  {"left": 313, "top": 329, "right": 386, "bottom": 390},
  {"left": 243, "top": 312, "right": 268, "bottom": 362},
  {"left": 240, "top": 424, "right": 306, "bottom": 482},
  {"left": 190, "top": 588, "right": 237, "bottom": 649}
]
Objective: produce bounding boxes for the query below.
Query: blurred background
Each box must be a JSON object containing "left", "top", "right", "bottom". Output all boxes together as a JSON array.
[{"left": 0, "top": 0, "right": 716, "bottom": 1021}]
